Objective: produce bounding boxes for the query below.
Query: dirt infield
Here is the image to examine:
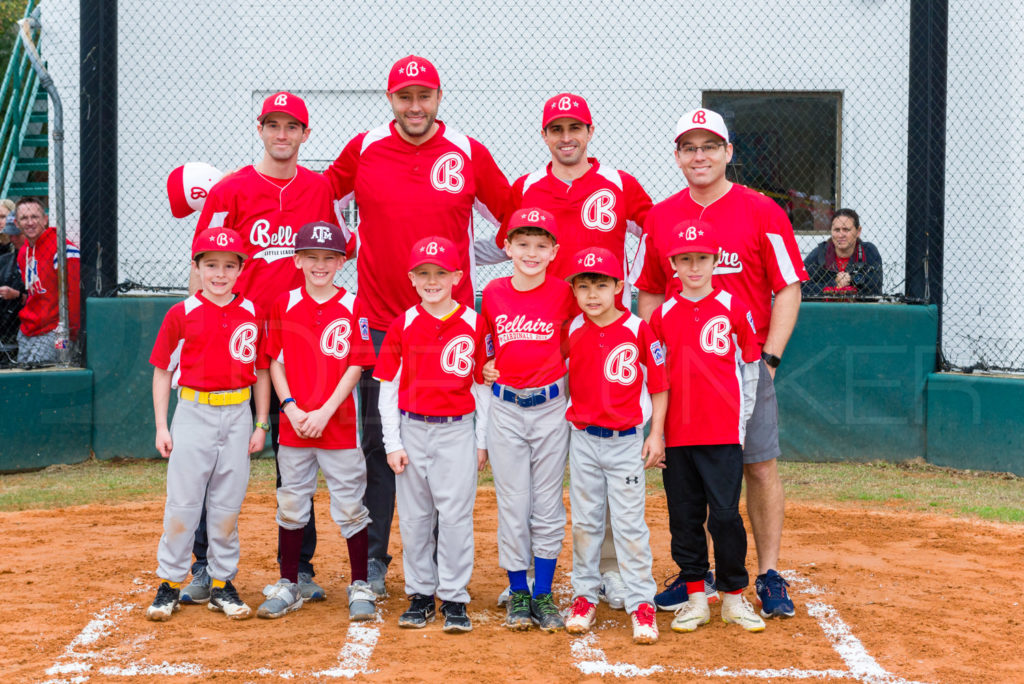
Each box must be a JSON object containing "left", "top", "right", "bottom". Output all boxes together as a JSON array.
[{"left": 2, "top": 488, "right": 1022, "bottom": 683}]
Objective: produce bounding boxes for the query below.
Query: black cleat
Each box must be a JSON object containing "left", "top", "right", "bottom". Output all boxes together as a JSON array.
[
  {"left": 398, "top": 594, "right": 436, "bottom": 628},
  {"left": 505, "top": 590, "right": 533, "bottom": 630},
  {"left": 440, "top": 600, "right": 472, "bottom": 633},
  {"left": 530, "top": 593, "right": 565, "bottom": 632}
]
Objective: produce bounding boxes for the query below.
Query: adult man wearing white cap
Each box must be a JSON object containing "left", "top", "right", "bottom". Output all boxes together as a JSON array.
[
  {"left": 634, "top": 108, "right": 807, "bottom": 620},
  {"left": 323, "top": 55, "right": 511, "bottom": 596}
]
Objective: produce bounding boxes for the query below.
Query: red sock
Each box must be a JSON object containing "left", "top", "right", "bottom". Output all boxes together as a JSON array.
[
  {"left": 278, "top": 526, "right": 304, "bottom": 584},
  {"left": 686, "top": 581, "right": 704, "bottom": 596},
  {"left": 346, "top": 528, "right": 369, "bottom": 582},
  {"left": 726, "top": 589, "right": 743, "bottom": 595}
]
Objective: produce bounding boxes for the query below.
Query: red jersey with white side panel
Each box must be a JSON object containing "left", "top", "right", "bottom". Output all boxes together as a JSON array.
[
  {"left": 266, "top": 287, "right": 376, "bottom": 449},
  {"left": 481, "top": 276, "right": 574, "bottom": 389},
  {"left": 323, "top": 121, "right": 510, "bottom": 329},
  {"left": 565, "top": 311, "right": 669, "bottom": 431},
  {"left": 634, "top": 184, "right": 807, "bottom": 345},
  {"left": 194, "top": 165, "right": 338, "bottom": 314},
  {"left": 373, "top": 303, "right": 488, "bottom": 417},
  {"left": 496, "top": 159, "right": 652, "bottom": 284},
  {"left": 149, "top": 292, "right": 266, "bottom": 391},
  {"left": 649, "top": 288, "right": 761, "bottom": 447},
  {"left": 17, "top": 226, "right": 81, "bottom": 337}
]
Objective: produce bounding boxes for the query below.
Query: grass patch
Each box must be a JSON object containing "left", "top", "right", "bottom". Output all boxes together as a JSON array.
[{"left": 1, "top": 457, "right": 1022, "bottom": 525}]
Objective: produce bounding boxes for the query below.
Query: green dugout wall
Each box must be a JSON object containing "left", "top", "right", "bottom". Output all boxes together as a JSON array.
[{"left": 1, "top": 298, "right": 1022, "bottom": 475}]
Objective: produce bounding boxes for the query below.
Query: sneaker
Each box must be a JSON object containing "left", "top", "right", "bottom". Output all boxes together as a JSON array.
[
  {"left": 367, "top": 558, "right": 388, "bottom": 598},
  {"left": 208, "top": 581, "right": 253, "bottom": 620},
  {"left": 497, "top": 576, "right": 535, "bottom": 606},
  {"left": 505, "top": 589, "right": 533, "bottom": 631},
  {"left": 146, "top": 582, "right": 180, "bottom": 622},
  {"left": 398, "top": 594, "right": 436, "bottom": 629},
  {"left": 257, "top": 579, "right": 304, "bottom": 619},
  {"left": 598, "top": 571, "right": 627, "bottom": 610},
  {"left": 440, "top": 601, "right": 472, "bottom": 633},
  {"left": 530, "top": 593, "right": 565, "bottom": 633},
  {"left": 655, "top": 570, "right": 719, "bottom": 611},
  {"left": 180, "top": 565, "right": 211, "bottom": 604},
  {"left": 755, "top": 569, "right": 795, "bottom": 619},
  {"left": 722, "top": 593, "right": 766, "bottom": 632},
  {"left": 670, "top": 596, "right": 710, "bottom": 633},
  {"left": 565, "top": 596, "right": 597, "bottom": 635},
  {"left": 631, "top": 603, "right": 659, "bottom": 644},
  {"left": 297, "top": 571, "right": 326, "bottom": 602},
  {"left": 347, "top": 580, "right": 377, "bottom": 621}
]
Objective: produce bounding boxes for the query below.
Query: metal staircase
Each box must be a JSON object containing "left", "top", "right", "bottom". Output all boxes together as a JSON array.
[{"left": 0, "top": 0, "right": 46, "bottom": 199}]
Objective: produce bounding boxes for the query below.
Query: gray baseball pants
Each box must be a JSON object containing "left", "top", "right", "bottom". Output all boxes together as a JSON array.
[
  {"left": 395, "top": 414, "right": 477, "bottom": 603},
  {"left": 568, "top": 429, "right": 657, "bottom": 613},
  {"left": 156, "top": 394, "right": 251, "bottom": 583},
  {"left": 276, "top": 445, "right": 370, "bottom": 539},
  {"left": 487, "top": 387, "right": 570, "bottom": 571}
]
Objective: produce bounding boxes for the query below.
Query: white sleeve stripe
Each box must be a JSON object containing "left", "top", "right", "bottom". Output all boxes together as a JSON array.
[
  {"left": 767, "top": 233, "right": 800, "bottom": 286},
  {"left": 209, "top": 211, "right": 228, "bottom": 229}
]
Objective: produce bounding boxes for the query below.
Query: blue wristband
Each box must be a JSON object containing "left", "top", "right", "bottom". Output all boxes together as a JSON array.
[{"left": 279, "top": 397, "right": 296, "bottom": 412}]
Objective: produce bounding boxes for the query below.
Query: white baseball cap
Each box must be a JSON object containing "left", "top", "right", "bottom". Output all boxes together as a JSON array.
[{"left": 674, "top": 108, "right": 729, "bottom": 143}]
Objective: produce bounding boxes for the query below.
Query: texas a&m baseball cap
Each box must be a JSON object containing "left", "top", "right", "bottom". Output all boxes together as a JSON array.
[
  {"left": 409, "top": 236, "right": 460, "bottom": 271},
  {"left": 388, "top": 55, "right": 440, "bottom": 93},
  {"left": 258, "top": 91, "right": 309, "bottom": 128},
  {"left": 294, "top": 221, "right": 347, "bottom": 255},
  {"left": 542, "top": 93, "right": 593, "bottom": 129}
]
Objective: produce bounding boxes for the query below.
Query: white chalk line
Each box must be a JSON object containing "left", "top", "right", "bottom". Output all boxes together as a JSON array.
[
  {"left": 568, "top": 569, "right": 931, "bottom": 683},
  {"left": 40, "top": 578, "right": 380, "bottom": 682}
]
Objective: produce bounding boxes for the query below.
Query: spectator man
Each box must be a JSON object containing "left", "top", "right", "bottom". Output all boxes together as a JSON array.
[
  {"left": 0, "top": 215, "right": 27, "bottom": 352},
  {"left": 323, "top": 54, "right": 511, "bottom": 595}
]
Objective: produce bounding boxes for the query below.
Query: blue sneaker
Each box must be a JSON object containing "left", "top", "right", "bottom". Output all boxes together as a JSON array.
[
  {"left": 654, "top": 570, "right": 718, "bottom": 611},
  {"left": 755, "top": 569, "right": 795, "bottom": 618}
]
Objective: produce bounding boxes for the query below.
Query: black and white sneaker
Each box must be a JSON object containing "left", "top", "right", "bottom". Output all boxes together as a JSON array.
[
  {"left": 441, "top": 601, "right": 472, "bottom": 633},
  {"left": 146, "top": 582, "right": 180, "bottom": 622},
  {"left": 208, "top": 580, "right": 252, "bottom": 620},
  {"left": 398, "top": 594, "right": 436, "bottom": 628}
]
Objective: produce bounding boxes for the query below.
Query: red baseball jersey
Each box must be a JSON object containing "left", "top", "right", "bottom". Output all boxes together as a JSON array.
[
  {"left": 565, "top": 311, "right": 669, "bottom": 431},
  {"left": 149, "top": 292, "right": 266, "bottom": 391},
  {"left": 324, "top": 121, "right": 511, "bottom": 329},
  {"left": 481, "top": 276, "right": 574, "bottom": 389},
  {"left": 649, "top": 288, "right": 761, "bottom": 447},
  {"left": 194, "top": 165, "right": 338, "bottom": 314},
  {"left": 266, "top": 287, "right": 376, "bottom": 449},
  {"left": 634, "top": 184, "right": 807, "bottom": 345},
  {"left": 373, "top": 303, "right": 488, "bottom": 417},
  {"left": 17, "top": 227, "right": 81, "bottom": 337},
  {"left": 496, "top": 159, "right": 652, "bottom": 283}
]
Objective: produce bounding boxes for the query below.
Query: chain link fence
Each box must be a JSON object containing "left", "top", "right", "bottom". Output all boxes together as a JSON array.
[{"left": 18, "top": 0, "right": 1024, "bottom": 373}]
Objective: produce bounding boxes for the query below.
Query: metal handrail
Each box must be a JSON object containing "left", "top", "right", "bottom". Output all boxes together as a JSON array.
[{"left": 0, "top": 0, "right": 42, "bottom": 198}]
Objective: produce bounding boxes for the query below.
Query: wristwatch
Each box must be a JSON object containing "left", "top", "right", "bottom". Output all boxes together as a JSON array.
[
  {"left": 254, "top": 421, "right": 270, "bottom": 431},
  {"left": 761, "top": 351, "right": 782, "bottom": 369}
]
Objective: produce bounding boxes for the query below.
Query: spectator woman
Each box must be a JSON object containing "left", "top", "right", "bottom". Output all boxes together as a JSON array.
[{"left": 802, "top": 208, "right": 882, "bottom": 297}]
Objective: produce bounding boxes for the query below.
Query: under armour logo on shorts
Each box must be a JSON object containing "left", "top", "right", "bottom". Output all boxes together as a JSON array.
[{"left": 625, "top": 475, "right": 639, "bottom": 485}]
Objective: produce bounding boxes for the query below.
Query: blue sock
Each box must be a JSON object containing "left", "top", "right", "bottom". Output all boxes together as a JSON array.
[
  {"left": 508, "top": 570, "right": 529, "bottom": 593},
  {"left": 534, "top": 557, "right": 557, "bottom": 596}
]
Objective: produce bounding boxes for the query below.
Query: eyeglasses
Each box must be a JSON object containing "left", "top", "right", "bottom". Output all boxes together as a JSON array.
[{"left": 677, "top": 142, "right": 726, "bottom": 157}]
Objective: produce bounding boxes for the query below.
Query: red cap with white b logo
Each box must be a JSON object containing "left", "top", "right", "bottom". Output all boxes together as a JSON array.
[
  {"left": 259, "top": 91, "right": 309, "bottom": 127},
  {"left": 192, "top": 226, "right": 247, "bottom": 261},
  {"left": 666, "top": 220, "right": 718, "bottom": 257},
  {"left": 507, "top": 207, "right": 559, "bottom": 243},
  {"left": 542, "top": 93, "right": 593, "bottom": 129},
  {"left": 388, "top": 55, "right": 441, "bottom": 93},
  {"left": 409, "top": 236, "right": 459, "bottom": 271},
  {"left": 564, "top": 246, "right": 623, "bottom": 282},
  {"left": 167, "top": 162, "right": 224, "bottom": 218}
]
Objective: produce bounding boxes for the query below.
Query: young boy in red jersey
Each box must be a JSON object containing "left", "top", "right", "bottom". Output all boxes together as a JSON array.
[
  {"left": 648, "top": 221, "right": 765, "bottom": 634},
  {"left": 481, "top": 208, "right": 575, "bottom": 632},
  {"left": 374, "top": 236, "right": 490, "bottom": 633},
  {"left": 258, "top": 221, "right": 377, "bottom": 621},
  {"left": 147, "top": 226, "right": 270, "bottom": 622},
  {"left": 561, "top": 246, "right": 668, "bottom": 644}
]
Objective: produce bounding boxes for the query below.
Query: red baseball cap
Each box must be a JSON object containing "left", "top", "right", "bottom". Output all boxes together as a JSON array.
[
  {"left": 295, "top": 221, "right": 348, "bottom": 254},
  {"left": 542, "top": 93, "right": 593, "bottom": 129},
  {"left": 564, "top": 247, "right": 623, "bottom": 282},
  {"left": 387, "top": 55, "right": 440, "bottom": 93},
  {"left": 409, "top": 236, "right": 459, "bottom": 271},
  {"left": 167, "top": 162, "right": 224, "bottom": 218},
  {"left": 507, "top": 207, "right": 559, "bottom": 243},
  {"left": 192, "top": 227, "right": 247, "bottom": 261},
  {"left": 666, "top": 220, "right": 718, "bottom": 257},
  {"left": 258, "top": 91, "right": 309, "bottom": 127}
]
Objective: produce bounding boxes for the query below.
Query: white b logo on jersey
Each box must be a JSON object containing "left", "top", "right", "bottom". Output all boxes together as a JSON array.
[
  {"left": 700, "top": 316, "right": 731, "bottom": 356},
  {"left": 229, "top": 323, "right": 259, "bottom": 363},
  {"left": 321, "top": 319, "right": 352, "bottom": 359},
  {"left": 581, "top": 190, "right": 616, "bottom": 232},
  {"left": 441, "top": 335, "right": 475, "bottom": 377},
  {"left": 274, "top": 93, "right": 288, "bottom": 106},
  {"left": 604, "top": 343, "right": 639, "bottom": 386},
  {"left": 406, "top": 60, "right": 420, "bottom": 76},
  {"left": 558, "top": 96, "right": 572, "bottom": 111},
  {"left": 431, "top": 152, "right": 465, "bottom": 194}
]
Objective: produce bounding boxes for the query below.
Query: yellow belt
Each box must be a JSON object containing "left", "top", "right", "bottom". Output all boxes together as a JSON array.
[{"left": 180, "top": 386, "right": 251, "bottom": 406}]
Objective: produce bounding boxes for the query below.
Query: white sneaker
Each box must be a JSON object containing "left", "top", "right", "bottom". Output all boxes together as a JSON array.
[
  {"left": 257, "top": 579, "right": 304, "bottom": 619},
  {"left": 670, "top": 595, "right": 710, "bottom": 633},
  {"left": 631, "top": 603, "right": 659, "bottom": 644},
  {"left": 721, "top": 592, "right": 766, "bottom": 632},
  {"left": 347, "top": 580, "right": 377, "bottom": 621},
  {"left": 598, "top": 571, "right": 627, "bottom": 610},
  {"left": 565, "top": 596, "right": 597, "bottom": 634}
]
